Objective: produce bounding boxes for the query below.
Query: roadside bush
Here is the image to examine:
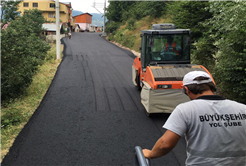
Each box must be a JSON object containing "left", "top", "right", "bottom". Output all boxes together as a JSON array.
[
  {"left": 126, "top": 18, "right": 135, "bottom": 31},
  {"left": 1, "top": 9, "right": 50, "bottom": 103},
  {"left": 196, "top": 1, "right": 246, "bottom": 104},
  {"left": 105, "top": 21, "right": 120, "bottom": 34},
  {"left": 1, "top": 108, "right": 24, "bottom": 129}
]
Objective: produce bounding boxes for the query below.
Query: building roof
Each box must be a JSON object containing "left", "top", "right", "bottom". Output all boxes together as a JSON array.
[
  {"left": 42, "top": 23, "right": 62, "bottom": 31},
  {"left": 73, "top": 13, "right": 92, "bottom": 17}
]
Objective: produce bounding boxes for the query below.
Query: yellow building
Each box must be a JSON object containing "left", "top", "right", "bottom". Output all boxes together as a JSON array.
[{"left": 18, "top": 0, "right": 74, "bottom": 26}]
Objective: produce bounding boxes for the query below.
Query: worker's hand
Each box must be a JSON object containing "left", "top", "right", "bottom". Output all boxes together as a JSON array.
[{"left": 142, "top": 149, "right": 152, "bottom": 159}]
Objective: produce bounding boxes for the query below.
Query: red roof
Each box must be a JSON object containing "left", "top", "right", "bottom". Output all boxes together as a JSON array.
[{"left": 74, "top": 13, "right": 92, "bottom": 17}]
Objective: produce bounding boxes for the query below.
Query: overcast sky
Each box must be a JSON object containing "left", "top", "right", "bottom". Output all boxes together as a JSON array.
[{"left": 59, "top": 0, "right": 110, "bottom": 14}]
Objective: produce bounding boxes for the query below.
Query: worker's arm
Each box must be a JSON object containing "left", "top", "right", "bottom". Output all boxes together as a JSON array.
[{"left": 142, "top": 130, "right": 181, "bottom": 159}]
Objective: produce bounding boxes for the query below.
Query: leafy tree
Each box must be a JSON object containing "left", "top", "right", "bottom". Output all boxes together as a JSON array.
[
  {"left": 1, "top": 0, "right": 21, "bottom": 24},
  {"left": 105, "top": 1, "right": 168, "bottom": 33},
  {"left": 1, "top": 9, "right": 50, "bottom": 103},
  {"left": 106, "top": 1, "right": 136, "bottom": 23},
  {"left": 128, "top": 1, "right": 167, "bottom": 21},
  {"left": 167, "top": 1, "right": 212, "bottom": 42},
  {"left": 206, "top": 1, "right": 246, "bottom": 103},
  {"left": 20, "top": 9, "right": 46, "bottom": 35},
  {"left": 166, "top": 1, "right": 215, "bottom": 73}
]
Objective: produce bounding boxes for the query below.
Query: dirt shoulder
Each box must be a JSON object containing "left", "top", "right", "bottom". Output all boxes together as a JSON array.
[{"left": 102, "top": 36, "right": 140, "bottom": 58}]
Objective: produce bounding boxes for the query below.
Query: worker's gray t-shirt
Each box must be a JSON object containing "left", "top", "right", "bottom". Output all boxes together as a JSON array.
[{"left": 163, "top": 95, "right": 246, "bottom": 166}]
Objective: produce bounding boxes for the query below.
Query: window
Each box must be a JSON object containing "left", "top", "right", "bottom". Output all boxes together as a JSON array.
[
  {"left": 49, "top": 13, "right": 55, "bottom": 18},
  {"left": 149, "top": 34, "right": 190, "bottom": 62},
  {"left": 23, "top": 3, "right": 29, "bottom": 7},
  {"left": 50, "top": 3, "right": 55, "bottom": 8},
  {"left": 33, "top": 3, "right": 38, "bottom": 7}
]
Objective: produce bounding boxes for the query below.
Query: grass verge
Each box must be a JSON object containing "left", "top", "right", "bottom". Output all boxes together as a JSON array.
[{"left": 1, "top": 43, "right": 63, "bottom": 161}]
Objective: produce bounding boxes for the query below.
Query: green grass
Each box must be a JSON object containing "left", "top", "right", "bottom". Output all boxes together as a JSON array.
[
  {"left": 1, "top": 43, "right": 63, "bottom": 161},
  {"left": 107, "top": 15, "right": 172, "bottom": 53}
]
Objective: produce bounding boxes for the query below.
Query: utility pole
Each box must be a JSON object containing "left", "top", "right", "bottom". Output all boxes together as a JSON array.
[
  {"left": 92, "top": 0, "right": 106, "bottom": 36},
  {"left": 56, "top": 0, "right": 61, "bottom": 59},
  {"left": 103, "top": 0, "right": 106, "bottom": 36}
]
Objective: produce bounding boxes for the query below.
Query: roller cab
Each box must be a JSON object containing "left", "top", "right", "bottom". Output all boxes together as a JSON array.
[{"left": 132, "top": 24, "right": 214, "bottom": 115}]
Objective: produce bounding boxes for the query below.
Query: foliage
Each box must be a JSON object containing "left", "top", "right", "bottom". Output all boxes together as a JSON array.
[
  {"left": 106, "top": 1, "right": 136, "bottom": 23},
  {"left": 1, "top": 108, "right": 24, "bottom": 129},
  {"left": 1, "top": 9, "right": 50, "bottom": 103},
  {"left": 1, "top": 44, "right": 62, "bottom": 160},
  {"left": 21, "top": 9, "right": 47, "bottom": 35},
  {"left": 206, "top": 1, "right": 246, "bottom": 103},
  {"left": 128, "top": 1, "right": 167, "bottom": 21},
  {"left": 105, "top": 21, "right": 120, "bottom": 34},
  {"left": 106, "top": 1, "right": 167, "bottom": 23},
  {"left": 167, "top": 1, "right": 212, "bottom": 43},
  {"left": 126, "top": 18, "right": 135, "bottom": 31},
  {"left": 192, "top": 34, "right": 216, "bottom": 71},
  {"left": 0, "top": 0, "right": 21, "bottom": 24}
]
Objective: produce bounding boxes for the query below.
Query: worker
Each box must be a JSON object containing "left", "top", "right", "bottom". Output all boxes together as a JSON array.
[
  {"left": 160, "top": 36, "right": 181, "bottom": 56},
  {"left": 142, "top": 71, "right": 246, "bottom": 166}
]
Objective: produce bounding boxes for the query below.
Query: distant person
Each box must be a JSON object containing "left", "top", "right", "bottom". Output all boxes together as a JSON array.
[
  {"left": 68, "top": 32, "right": 71, "bottom": 39},
  {"left": 142, "top": 71, "right": 246, "bottom": 166},
  {"left": 160, "top": 36, "right": 181, "bottom": 56}
]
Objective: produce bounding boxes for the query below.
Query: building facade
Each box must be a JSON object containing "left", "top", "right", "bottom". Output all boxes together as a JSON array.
[
  {"left": 73, "top": 13, "right": 92, "bottom": 31},
  {"left": 90, "top": 25, "right": 102, "bottom": 32},
  {"left": 18, "top": 0, "right": 74, "bottom": 26}
]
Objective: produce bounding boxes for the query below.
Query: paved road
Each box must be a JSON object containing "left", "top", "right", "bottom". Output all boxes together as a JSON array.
[{"left": 2, "top": 33, "right": 186, "bottom": 166}]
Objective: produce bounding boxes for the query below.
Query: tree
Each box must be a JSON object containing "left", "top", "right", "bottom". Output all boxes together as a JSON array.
[
  {"left": 106, "top": 1, "right": 136, "bottom": 23},
  {"left": 20, "top": 9, "right": 46, "bottom": 35},
  {"left": 165, "top": 1, "right": 215, "bottom": 71},
  {"left": 206, "top": 1, "right": 246, "bottom": 103},
  {"left": 167, "top": 1, "right": 212, "bottom": 42},
  {"left": 1, "top": 0, "right": 21, "bottom": 24},
  {"left": 129, "top": 1, "right": 167, "bottom": 21},
  {"left": 1, "top": 9, "right": 50, "bottom": 103}
]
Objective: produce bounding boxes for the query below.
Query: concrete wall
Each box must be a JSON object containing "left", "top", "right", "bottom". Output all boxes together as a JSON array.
[{"left": 46, "top": 34, "right": 65, "bottom": 42}]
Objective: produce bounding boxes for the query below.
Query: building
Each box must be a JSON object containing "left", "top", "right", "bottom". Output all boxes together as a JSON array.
[
  {"left": 90, "top": 25, "right": 102, "bottom": 32},
  {"left": 73, "top": 13, "right": 92, "bottom": 31},
  {"left": 17, "top": 0, "right": 74, "bottom": 27},
  {"left": 42, "top": 23, "right": 62, "bottom": 35},
  {"left": 72, "top": 24, "right": 80, "bottom": 32},
  {"left": 42, "top": 23, "right": 65, "bottom": 41}
]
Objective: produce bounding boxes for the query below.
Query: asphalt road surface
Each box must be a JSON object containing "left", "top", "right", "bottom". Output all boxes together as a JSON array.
[{"left": 2, "top": 33, "right": 187, "bottom": 166}]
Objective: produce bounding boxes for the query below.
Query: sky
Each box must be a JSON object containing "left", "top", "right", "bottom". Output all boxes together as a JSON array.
[{"left": 59, "top": 0, "right": 110, "bottom": 14}]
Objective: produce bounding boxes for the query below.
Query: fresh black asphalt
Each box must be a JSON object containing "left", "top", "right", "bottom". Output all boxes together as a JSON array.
[{"left": 2, "top": 33, "right": 187, "bottom": 166}]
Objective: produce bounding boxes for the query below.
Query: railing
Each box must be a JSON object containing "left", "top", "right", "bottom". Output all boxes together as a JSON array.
[{"left": 135, "top": 146, "right": 151, "bottom": 166}]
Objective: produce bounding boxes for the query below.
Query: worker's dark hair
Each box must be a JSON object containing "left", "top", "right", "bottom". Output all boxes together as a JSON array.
[{"left": 185, "top": 76, "right": 216, "bottom": 95}]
